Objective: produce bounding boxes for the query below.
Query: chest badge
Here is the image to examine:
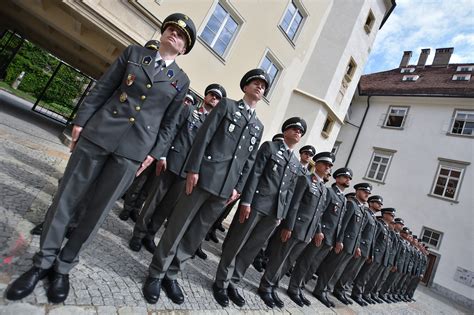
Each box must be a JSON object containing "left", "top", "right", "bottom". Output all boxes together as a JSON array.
[
  {"left": 251, "top": 136, "right": 256, "bottom": 145},
  {"left": 249, "top": 145, "right": 254, "bottom": 152},
  {"left": 126, "top": 74, "right": 135, "bottom": 86},
  {"left": 228, "top": 124, "right": 235, "bottom": 132},
  {"left": 119, "top": 92, "right": 128, "bottom": 103},
  {"left": 166, "top": 69, "right": 174, "bottom": 79},
  {"left": 142, "top": 55, "right": 152, "bottom": 65}
]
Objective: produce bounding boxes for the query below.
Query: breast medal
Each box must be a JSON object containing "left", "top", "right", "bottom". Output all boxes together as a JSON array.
[
  {"left": 251, "top": 136, "right": 256, "bottom": 144},
  {"left": 125, "top": 74, "right": 135, "bottom": 86},
  {"left": 228, "top": 124, "right": 235, "bottom": 132},
  {"left": 119, "top": 92, "right": 127, "bottom": 102}
]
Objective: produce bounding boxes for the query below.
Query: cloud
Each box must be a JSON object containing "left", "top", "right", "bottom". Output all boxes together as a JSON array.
[{"left": 364, "top": 0, "right": 474, "bottom": 73}]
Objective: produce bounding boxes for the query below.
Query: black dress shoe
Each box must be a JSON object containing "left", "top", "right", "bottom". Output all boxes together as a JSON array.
[
  {"left": 252, "top": 259, "right": 264, "bottom": 272},
  {"left": 362, "top": 294, "right": 374, "bottom": 304},
  {"left": 351, "top": 295, "right": 368, "bottom": 306},
  {"left": 342, "top": 291, "right": 353, "bottom": 304},
  {"left": 30, "top": 223, "right": 44, "bottom": 235},
  {"left": 65, "top": 226, "right": 75, "bottom": 239},
  {"left": 162, "top": 277, "right": 184, "bottom": 304},
  {"left": 208, "top": 230, "right": 219, "bottom": 243},
  {"left": 119, "top": 209, "right": 130, "bottom": 221},
  {"left": 129, "top": 209, "right": 139, "bottom": 222},
  {"left": 327, "top": 294, "right": 336, "bottom": 307},
  {"left": 380, "top": 293, "right": 391, "bottom": 303},
  {"left": 6, "top": 267, "right": 50, "bottom": 300},
  {"left": 212, "top": 283, "right": 229, "bottom": 307},
  {"left": 129, "top": 236, "right": 142, "bottom": 251},
  {"left": 287, "top": 290, "right": 304, "bottom": 307},
  {"left": 372, "top": 293, "right": 383, "bottom": 303},
  {"left": 195, "top": 246, "right": 208, "bottom": 260},
  {"left": 227, "top": 284, "right": 245, "bottom": 307},
  {"left": 142, "top": 277, "right": 161, "bottom": 304},
  {"left": 258, "top": 290, "right": 275, "bottom": 308},
  {"left": 142, "top": 238, "right": 156, "bottom": 254},
  {"left": 300, "top": 291, "right": 311, "bottom": 306},
  {"left": 272, "top": 289, "right": 284, "bottom": 308},
  {"left": 217, "top": 224, "right": 225, "bottom": 232},
  {"left": 312, "top": 292, "right": 332, "bottom": 308},
  {"left": 333, "top": 290, "right": 349, "bottom": 305},
  {"left": 47, "top": 272, "right": 69, "bottom": 303}
]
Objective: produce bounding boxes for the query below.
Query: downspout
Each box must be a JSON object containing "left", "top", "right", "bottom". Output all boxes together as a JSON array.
[{"left": 344, "top": 95, "right": 371, "bottom": 168}]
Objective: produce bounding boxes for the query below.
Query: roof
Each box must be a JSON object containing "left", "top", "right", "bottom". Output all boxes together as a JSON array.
[{"left": 358, "top": 63, "right": 474, "bottom": 98}]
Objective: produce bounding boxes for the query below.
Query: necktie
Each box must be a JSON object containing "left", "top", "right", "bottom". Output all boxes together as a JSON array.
[
  {"left": 247, "top": 108, "right": 252, "bottom": 120},
  {"left": 155, "top": 59, "right": 164, "bottom": 75}
]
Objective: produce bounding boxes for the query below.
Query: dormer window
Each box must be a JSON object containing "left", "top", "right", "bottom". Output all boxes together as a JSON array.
[
  {"left": 402, "top": 75, "right": 419, "bottom": 81},
  {"left": 400, "top": 68, "right": 415, "bottom": 73},
  {"left": 456, "top": 66, "right": 473, "bottom": 72},
  {"left": 452, "top": 74, "right": 471, "bottom": 81}
]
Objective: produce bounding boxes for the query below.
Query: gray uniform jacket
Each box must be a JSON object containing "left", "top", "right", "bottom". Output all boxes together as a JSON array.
[
  {"left": 395, "top": 236, "right": 408, "bottom": 271},
  {"left": 387, "top": 230, "right": 399, "bottom": 266},
  {"left": 282, "top": 174, "right": 327, "bottom": 242},
  {"left": 240, "top": 141, "right": 300, "bottom": 219},
  {"left": 359, "top": 209, "right": 377, "bottom": 259},
  {"left": 317, "top": 184, "right": 345, "bottom": 246},
  {"left": 73, "top": 45, "right": 189, "bottom": 162},
  {"left": 337, "top": 199, "right": 367, "bottom": 255},
  {"left": 184, "top": 98, "right": 264, "bottom": 199},
  {"left": 165, "top": 106, "right": 207, "bottom": 178},
  {"left": 372, "top": 220, "right": 390, "bottom": 264}
]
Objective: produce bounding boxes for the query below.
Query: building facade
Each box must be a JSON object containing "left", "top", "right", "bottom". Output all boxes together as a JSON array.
[
  {"left": 0, "top": 0, "right": 395, "bottom": 148},
  {"left": 333, "top": 48, "right": 473, "bottom": 309}
]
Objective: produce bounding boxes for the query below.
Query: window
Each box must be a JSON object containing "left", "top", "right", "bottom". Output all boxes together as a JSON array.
[
  {"left": 258, "top": 50, "right": 283, "bottom": 97},
  {"left": 402, "top": 75, "right": 419, "bottom": 81},
  {"left": 452, "top": 74, "right": 471, "bottom": 81},
  {"left": 421, "top": 227, "right": 443, "bottom": 250},
  {"left": 450, "top": 110, "right": 474, "bottom": 136},
  {"left": 456, "top": 65, "right": 473, "bottom": 72},
  {"left": 200, "top": 2, "right": 240, "bottom": 57},
  {"left": 279, "top": 1, "right": 306, "bottom": 42},
  {"left": 345, "top": 58, "right": 357, "bottom": 82},
  {"left": 384, "top": 106, "right": 409, "bottom": 128},
  {"left": 321, "top": 116, "right": 334, "bottom": 138},
  {"left": 430, "top": 158, "right": 469, "bottom": 201},
  {"left": 400, "top": 68, "right": 415, "bottom": 73},
  {"left": 364, "top": 10, "right": 375, "bottom": 34},
  {"left": 331, "top": 141, "right": 341, "bottom": 156},
  {"left": 365, "top": 148, "right": 395, "bottom": 183}
]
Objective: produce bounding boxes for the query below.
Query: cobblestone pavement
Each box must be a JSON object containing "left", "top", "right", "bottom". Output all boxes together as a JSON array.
[{"left": 0, "top": 91, "right": 470, "bottom": 314}]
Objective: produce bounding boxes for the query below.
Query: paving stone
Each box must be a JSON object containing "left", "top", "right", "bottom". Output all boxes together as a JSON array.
[
  {"left": 48, "top": 306, "right": 96, "bottom": 315},
  {"left": 0, "top": 303, "right": 44, "bottom": 315}
]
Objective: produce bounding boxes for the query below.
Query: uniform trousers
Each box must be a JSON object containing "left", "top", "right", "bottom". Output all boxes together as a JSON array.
[
  {"left": 374, "top": 265, "right": 393, "bottom": 295},
  {"left": 259, "top": 234, "right": 309, "bottom": 293},
  {"left": 364, "top": 263, "right": 387, "bottom": 295},
  {"left": 313, "top": 250, "right": 353, "bottom": 295},
  {"left": 406, "top": 275, "right": 421, "bottom": 298},
  {"left": 334, "top": 255, "right": 367, "bottom": 294},
  {"left": 287, "top": 242, "right": 332, "bottom": 295},
  {"left": 148, "top": 186, "right": 226, "bottom": 280},
  {"left": 352, "top": 261, "right": 377, "bottom": 297},
  {"left": 123, "top": 162, "right": 155, "bottom": 213},
  {"left": 132, "top": 169, "right": 184, "bottom": 239},
  {"left": 215, "top": 209, "right": 279, "bottom": 289},
  {"left": 33, "top": 137, "right": 139, "bottom": 273},
  {"left": 379, "top": 269, "right": 400, "bottom": 295}
]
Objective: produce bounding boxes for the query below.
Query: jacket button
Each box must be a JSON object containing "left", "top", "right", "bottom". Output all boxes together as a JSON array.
[
  {"left": 112, "top": 110, "right": 118, "bottom": 115},
  {"left": 146, "top": 84, "right": 152, "bottom": 88},
  {"left": 135, "top": 106, "right": 141, "bottom": 111},
  {"left": 129, "top": 117, "right": 135, "bottom": 123},
  {"left": 207, "top": 156, "right": 212, "bottom": 159},
  {"left": 141, "top": 95, "right": 146, "bottom": 100}
]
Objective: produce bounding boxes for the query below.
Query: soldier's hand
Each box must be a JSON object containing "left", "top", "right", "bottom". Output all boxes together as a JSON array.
[
  {"left": 391, "top": 266, "right": 397, "bottom": 272},
  {"left": 136, "top": 155, "right": 155, "bottom": 176},
  {"left": 69, "top": 125, "right": 83, "bottom": 152},
  {"left": 185, "top": 172, "right": 199, "bottom": 195},
  {"left": 226, "top": 189, "right": 240, "bottom": 206},
  {"left": 334, "top": 242, "right": 343, "bottom": 254},
  {"left": 238, "top": 205, "right": 251, "bottom": 223},
  {"left": 156, "top": 159, "right": 167, "bottom": 176},
  {"left": 367, "top": 257, "right": 373, "bottom": 264},
  {"left": 314, "top": 233, "right": 324, "bottom": 247},
  {"left": 354, "top": 247, "right": 361, "bottom": 258},
  {"left": 281, "top": 229, "right": 292, "bottom": 242}
]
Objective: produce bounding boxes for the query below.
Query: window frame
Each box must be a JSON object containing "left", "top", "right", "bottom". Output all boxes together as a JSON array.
[
  {"left": 364, "top": 9, "right": 376, "bottom": 34},
  {"left": 456, "top": 65, "right": 473, "bottom": 72},
  {"left": 198, "top": 1, "right": 243, "bottom": 62},
  {"left": 402, "top": 74, "right": 419, "bottom": 81},
  {"left": 429, "top": 158, "right": 469, "bottom": 202},
  {"left": 278, "top": 0, "right": 308, "bottom": 45},
  {"left": 383, "top": 105, "right": 409, "bottom": 129},
  {"left": 364, "top": 148, "right": 396, "bottom": 183},
  {"left": 331, "top": 141, "right": 341, "bottom": 156},
  {"left": 258, "top": 49, "right": 284, "bottom": 99},
  {"left": 321, "top": 116, "right": 335, "bottom": 138},
  {"left": 449, "top": 109, "right": 474, "bottom": 137},
  {"left": 420, "top": 226, "right": 443, "bottom": 250},
  {"left": 452, "top": 74, "right": 471, "bottom": 81}
]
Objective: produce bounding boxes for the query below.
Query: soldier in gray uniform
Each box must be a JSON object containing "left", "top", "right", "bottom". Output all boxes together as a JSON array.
[
  {"left": 213, "top": 117, "right": 305, "bottom": 308},
  {"left": 333, "top": 194, "right": 383, "bottom": 305},
  {"left": 311, "top": 182, "right": 370, "bottom": 308},
  {"left": 128, "top": 83, "right": 226, "bottom": 253},
  {"left": 361, "top": 208, "right": 395, "bottom": 304},
  {"left": 392, "top": 227, "right": 414, "bottom": 301},
  {"left": 285, "top": 152, "right": 334, "bottom": 306},
  {"left": 6, "top": 13, "right": 196, "bottom": 304},
  {"left": 298, "top": 145, "right": 315, "bottom": 173},
  {"left": 142, "top": 68, "right": 269, "bottom": 305}
]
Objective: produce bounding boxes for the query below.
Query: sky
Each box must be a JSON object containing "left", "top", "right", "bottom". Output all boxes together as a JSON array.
[{"left": 364, "top": 0, "right": 474, "bottom": 74}]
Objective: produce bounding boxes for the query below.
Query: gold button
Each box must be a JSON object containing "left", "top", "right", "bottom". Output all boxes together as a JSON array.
[
  {"left": 135, "top": 106, "right": 141, "bottom": 111},
  {"left": 146, "top": 84, "right": 152, "bottom": 89},
  {"left": 141, "top": 95, "right": 146, "bottom": 100},
  {"left": 129, "top": 117, "right": 135, "bottom": 123}
]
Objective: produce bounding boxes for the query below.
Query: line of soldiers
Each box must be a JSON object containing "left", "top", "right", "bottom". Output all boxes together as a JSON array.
[{"left": 5, "top": 11, "right": 428, "bottom": 309}]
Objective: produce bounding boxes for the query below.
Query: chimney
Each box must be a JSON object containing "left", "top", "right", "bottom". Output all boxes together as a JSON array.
[
  {"left": 432, "top": 47, "right": 454, "bottom": 67},
  {"left": 399, "top": 51, "right": 412, "bottom": 68},
  {"left": 416, "top": 48, "right": 431, "bottom": 68}
]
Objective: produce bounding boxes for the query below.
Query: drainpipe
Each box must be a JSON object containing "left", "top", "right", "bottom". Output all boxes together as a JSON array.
[{"left": 344, "top": 95, "right": 371, "bottom": 168}]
